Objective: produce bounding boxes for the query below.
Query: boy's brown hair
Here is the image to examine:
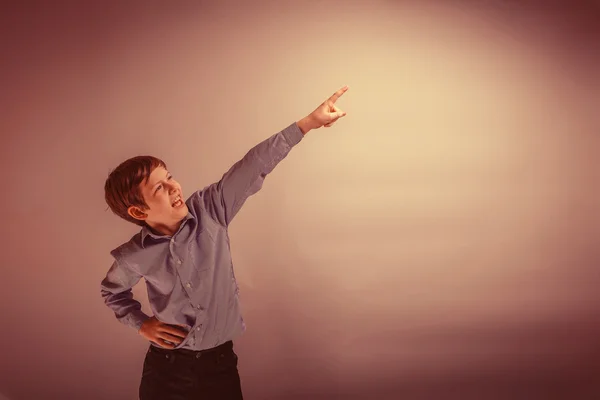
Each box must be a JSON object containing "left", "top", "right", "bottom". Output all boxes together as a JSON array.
[{"left": 104, "top": 155, "right": 167, "bottom": 226}]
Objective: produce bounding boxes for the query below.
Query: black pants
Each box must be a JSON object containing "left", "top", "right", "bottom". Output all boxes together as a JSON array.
[{"left": 139, "top": 340, "right": 244, "bottom": 400}]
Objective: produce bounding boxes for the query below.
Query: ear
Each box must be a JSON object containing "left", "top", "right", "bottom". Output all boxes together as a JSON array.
[{"left": 127, "top": 205, "right": 148, "bottom": 221}]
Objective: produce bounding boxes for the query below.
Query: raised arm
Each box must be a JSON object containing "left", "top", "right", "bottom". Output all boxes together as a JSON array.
[
  {"left": 197, "top": 86, "right": 349, "bottom": 227},
  {"left": 197, "top": 122, "right": 302, "bottom": 226}
]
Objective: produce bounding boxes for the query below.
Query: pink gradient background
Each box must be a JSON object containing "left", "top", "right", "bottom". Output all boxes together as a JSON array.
[{"left": 1, "top": 1, "right": 599, "bottom": 399}]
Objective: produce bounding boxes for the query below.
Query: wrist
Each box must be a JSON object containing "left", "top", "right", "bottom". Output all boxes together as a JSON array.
[{"left": 297, "top": 115, "right": 316, "bottom": 135}]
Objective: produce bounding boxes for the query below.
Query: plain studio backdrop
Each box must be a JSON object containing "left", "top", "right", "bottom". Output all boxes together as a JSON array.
[{"left": 1, "top": 1, "right": 599, "bottom": 399}]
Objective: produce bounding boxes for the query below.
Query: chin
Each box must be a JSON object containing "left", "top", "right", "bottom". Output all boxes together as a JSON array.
[{"left": 172, "top": 201, "right": 188, "bottom": 214}]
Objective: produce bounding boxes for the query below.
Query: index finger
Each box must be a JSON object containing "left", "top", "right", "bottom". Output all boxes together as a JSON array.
[
  {"left": 160, "top": 324, "right": 189, "bottom": 339},
  {"left": 328, "top": 85, "right": 349, "bottom": 104},
  {"left": 153, "top": 339, "right": 175, "bottom": 349}
]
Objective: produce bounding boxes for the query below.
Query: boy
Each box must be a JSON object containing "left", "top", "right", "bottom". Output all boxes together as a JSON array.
[{"left": 100, "top": 86, "right": 349, "bottom": 400}]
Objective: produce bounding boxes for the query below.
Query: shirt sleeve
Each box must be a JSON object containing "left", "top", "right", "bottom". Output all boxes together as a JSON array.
[
  {"left": 194, "top": 121, "right": 304, "bottom": 227},
  {"left": 100, "top": 254, "right": 150, "bottom": 332}
]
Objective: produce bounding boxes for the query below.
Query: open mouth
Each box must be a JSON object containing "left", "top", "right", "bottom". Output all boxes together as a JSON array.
[{"left": 172, "top": 196, "right": 184, "bottom": 208}]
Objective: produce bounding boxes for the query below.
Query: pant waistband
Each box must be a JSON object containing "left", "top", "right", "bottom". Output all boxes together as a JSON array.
[{"left": 149, "top": 340, "right": 233, "bottom": 357}]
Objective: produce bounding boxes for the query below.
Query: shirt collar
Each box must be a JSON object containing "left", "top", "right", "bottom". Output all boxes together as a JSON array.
[{"left": 140, "top": 212, "right": 195, "bottom": 248}]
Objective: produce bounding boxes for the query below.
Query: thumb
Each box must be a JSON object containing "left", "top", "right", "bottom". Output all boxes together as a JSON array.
[{"left": 331, "top": 104, "right": 346, "bottom": 119}]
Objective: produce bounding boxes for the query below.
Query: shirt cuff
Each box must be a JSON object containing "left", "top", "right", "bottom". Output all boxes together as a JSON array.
[
  {"left": 283, "top": 122, "right": 304, "bottom": 147},
  {"left": 127, "top": 310, "right": 151, "bottom": 332}
]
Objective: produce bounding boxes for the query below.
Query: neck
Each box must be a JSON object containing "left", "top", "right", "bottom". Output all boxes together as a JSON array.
[{"left": 146, "top": 220, "right": 181, "bottom": 237}]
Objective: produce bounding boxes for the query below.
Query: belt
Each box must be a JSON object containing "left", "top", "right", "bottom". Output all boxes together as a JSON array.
[{"left": 149, "top": 340, "right": 233, "bottom": 359}]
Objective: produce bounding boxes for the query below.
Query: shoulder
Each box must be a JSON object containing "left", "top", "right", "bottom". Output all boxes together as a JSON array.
[
  {"left": 109, "top": 231, "right": 144, "bottom": 264},
  {"left": 186, "top": 189, "right": 225, "bottom": 229},
  {"left": 187, "top": 187, "right": 210, "bottom": 205},
  {"left": 186, "top": 187, "right": 215, "bottom": 216}
]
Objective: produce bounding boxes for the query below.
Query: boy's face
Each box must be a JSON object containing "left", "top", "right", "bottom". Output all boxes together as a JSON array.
[{"left": 127, "top": 166, "right": 189, "bottom": 232}]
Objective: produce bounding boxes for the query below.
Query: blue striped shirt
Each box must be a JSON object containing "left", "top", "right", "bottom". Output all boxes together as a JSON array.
[{"left": 100, "top": 122, "right": 304, "bottom": 350}]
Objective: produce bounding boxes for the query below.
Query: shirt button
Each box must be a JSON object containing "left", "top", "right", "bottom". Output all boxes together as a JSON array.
[
  {"left": 196, "top": 327, "right": 201, "bottom": 331},
  {"left": 196, "top": 305, "right": 204, "bottom": 310},
  {"left": 186, "top": 282, "right": 192, "bottom": 288},
  {"left": 177, "top": 259, "right": 182, "bottom": 265}
]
